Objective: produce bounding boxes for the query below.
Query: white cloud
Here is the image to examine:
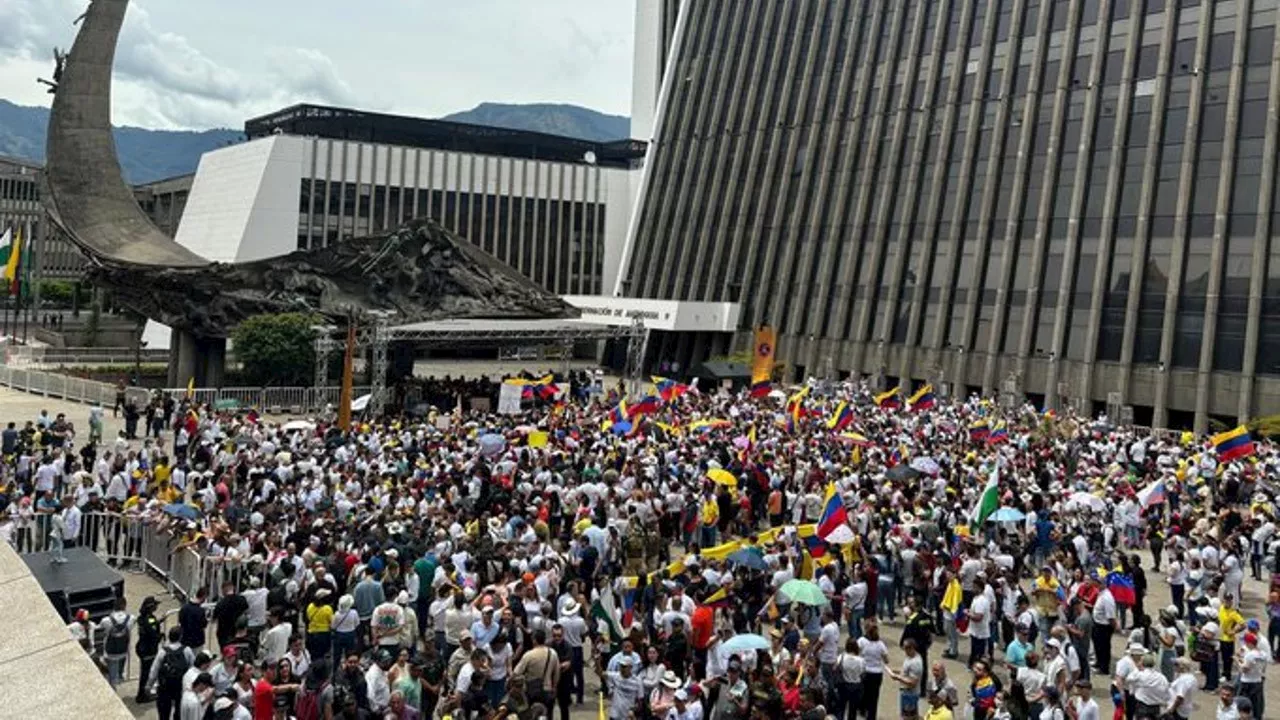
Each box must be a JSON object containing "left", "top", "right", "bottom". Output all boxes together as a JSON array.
[{"left": 0, "top": 0, "right": 633, "bottom": 131}]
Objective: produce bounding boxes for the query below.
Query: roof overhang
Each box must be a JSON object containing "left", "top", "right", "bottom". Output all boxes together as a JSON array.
[{"left": 561, "top": 296, "right": 740, "bottom": 332}]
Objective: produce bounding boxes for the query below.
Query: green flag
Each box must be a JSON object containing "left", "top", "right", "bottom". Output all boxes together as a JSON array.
[{"left": 971, "top": 466, "right": 1000, "bottom": 526}]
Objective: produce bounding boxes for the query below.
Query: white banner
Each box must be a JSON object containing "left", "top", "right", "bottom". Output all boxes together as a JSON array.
[{"left": 498, "top": 383, "right": 524, "bottom": 414}]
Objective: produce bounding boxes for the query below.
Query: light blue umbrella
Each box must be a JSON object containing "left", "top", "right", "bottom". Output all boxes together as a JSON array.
[
  {"left": 989, "top": 507, "right": 1026, "bottom": 523},
  {"left": 721, "top": 633, "right": 771, "bottom": 654}
]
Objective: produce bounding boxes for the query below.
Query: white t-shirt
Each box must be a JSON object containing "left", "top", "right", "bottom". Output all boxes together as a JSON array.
[
  {"left": 1128, "top": 668, "right": 1171, "bottom": 706},
  {"left": 818, "top": 622, "right": 840, "bottom": 663},
  {"left": 1017, "top": 666, "right": 1047, "bottom": 699},
  {"left": 969, "top": 595, "right": 992, "bottom": 639},
  {"left": 843, "top": 582, "right": 867, "bottom": 611},
  {"left": 1168, "top": 672, "right": 1197, "bottom": 718},
  {"left": 1071, "top": 698, "right": 1099, "bottom": 720},
  {"left": 857, "top": 637, "right": 887, "bottom": 673},
  {"left": 1238, "top": 647, "right": 1267, "bottom": 683}
]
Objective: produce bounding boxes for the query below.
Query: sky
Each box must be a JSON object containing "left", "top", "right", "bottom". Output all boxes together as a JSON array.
[{"left": 0, "top": 0, "right": 635, "bottom": 130}]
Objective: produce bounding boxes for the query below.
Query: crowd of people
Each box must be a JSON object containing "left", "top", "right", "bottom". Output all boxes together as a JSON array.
[{"left": 2, "top": 371, "right": 1279, "bottom": 720}]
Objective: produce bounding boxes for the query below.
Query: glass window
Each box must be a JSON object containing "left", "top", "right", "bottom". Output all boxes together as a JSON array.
[
  {"left": 1209, "top": 32, "right": 1235, "bottom": 72},
  {"left": 1136, "top": 44, "right": 1161, "bottom": 79},
  {"left": 1248, "top": 26, "right": 1275, "bottom": 66}
]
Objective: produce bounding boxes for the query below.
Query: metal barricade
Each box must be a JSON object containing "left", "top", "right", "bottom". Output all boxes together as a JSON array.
[{"left": 217, "top": 386, "right": 263, "bottom": 409}]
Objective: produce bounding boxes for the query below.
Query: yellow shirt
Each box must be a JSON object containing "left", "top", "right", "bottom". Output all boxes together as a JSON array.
[
  {"left": 1219, "top": 606, "right": 1245, "bottom": 641},
  {"left": 154, "top": 464, "right": 171, "bottom": 484},
  {"left": 925, "top": 706, "right": 954, "bottom": 720},
  {"left": 700, "top": 499, "right": 719, "bottom": 527},
  {"left": 307, "top": 603, "right": 334, "bottom": 634},
  {"left": 155, "top": 484, "right": 181, "bottom": 504}
]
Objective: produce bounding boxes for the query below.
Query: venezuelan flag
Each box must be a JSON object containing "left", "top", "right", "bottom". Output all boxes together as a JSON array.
[
  {"left": 907, "top": 384, "right": 936, "bottom": 412},
  {"left": 816, "top": 482, "right": 854, "bottom": 543},
  {"left": 748, "top": 380, "right": 773, "bottom": 398},
  {"left": 987, "top": 423, "right": 1009, "bottom": 445},
  {"left": 607, "top": 400, "right": 628, "bottom": 425},
  {"left": 627, "top": 395, "right": 662, "bottom": 418},
  {"left": 1106, "top": 569, "right": 1136, "bottom": 607},
  {"left": 874, "top": 387, "right": 901, "bottom": 409},
  {"left": 826, "top": 401, "right": 854, "bottom": 431},
  {"left": 969, "top": 420, "right": 990, "bottom": 441},
  {"left": 652, "top": 376, "right": 690, "bottom": 403},
  {"left": 1212, "top": 425, "right": 1254, "bottom": 462}
]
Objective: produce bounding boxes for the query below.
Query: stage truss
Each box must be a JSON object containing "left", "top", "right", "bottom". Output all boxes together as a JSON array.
[{"left": 314, "top": 318, "right": 648, "bottom": 417}]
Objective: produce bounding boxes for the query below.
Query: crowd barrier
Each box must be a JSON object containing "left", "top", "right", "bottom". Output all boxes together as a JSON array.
[{"left": 0, "top": 363, "right": 368, "bottom": 415}]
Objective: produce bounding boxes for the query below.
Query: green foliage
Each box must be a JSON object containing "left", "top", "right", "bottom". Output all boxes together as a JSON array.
[
  {"left": 1248, "top": 414, "right": 1280, "bottom": 438},
  {"left": 230, "top": 313, "right": 319, "bottom": 387},
  {"left": 38, "top": 280, "right": 89, "bottom": 306}
]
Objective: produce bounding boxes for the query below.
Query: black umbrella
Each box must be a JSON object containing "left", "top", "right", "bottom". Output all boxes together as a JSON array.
[{"left": 886, "top": 464, "right": 921, "bottom": 481}]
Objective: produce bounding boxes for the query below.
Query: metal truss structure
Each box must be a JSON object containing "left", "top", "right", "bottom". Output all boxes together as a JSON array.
[{"left": 313, "top": 318, "right": 648, "bottom": 417}]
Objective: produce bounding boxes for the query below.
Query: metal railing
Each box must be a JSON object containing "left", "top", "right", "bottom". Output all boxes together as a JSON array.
[
  {"left": 0, "top": 365, "right": 368, "bottom": 413},
  {"left": 3, "top": 345, "right": 170, "bottom": 367}
]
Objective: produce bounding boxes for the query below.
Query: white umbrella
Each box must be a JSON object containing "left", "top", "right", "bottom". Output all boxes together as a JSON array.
[
  {"left": 910, "top": 457, "right": 941, "bottom": 476},
  {"left": 1066, "top": 492, "right": 1106, "bottom": 513},
  {"left": 768, "top": 389, "right": 787, "bottom": 400},
  {"left": 351, "top": 394, "right": 371, "bottom": 412},
  {"left": 282, "top": 419, "right": 315, "bottom": 432}
]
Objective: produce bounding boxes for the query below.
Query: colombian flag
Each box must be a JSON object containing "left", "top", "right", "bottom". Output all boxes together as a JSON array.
[
  {"left": 907, "top": 384, "right": 936, "bottom": 412},
  {"left": 875, "top": 387, "right": 901, "bottom": 409},
  {"left": 1212, "top": 425, "right": 1254, "bottom": 462},
  {"left": 785, "top": 385, "right": 810, "bottom": 433},
  {"left": 652, "top": 376, "right": 689, "bottom": 403},
  {"left": 816, "top": 482, "right": 854, "bottom": 543},
  {"left": 826, "top": 401, "right": 854, "bottom": 431}
]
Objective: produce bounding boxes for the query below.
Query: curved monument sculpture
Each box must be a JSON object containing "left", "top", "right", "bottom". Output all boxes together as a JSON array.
[{"left": 43, "top": 0, "right": 574, "bottom": 342}]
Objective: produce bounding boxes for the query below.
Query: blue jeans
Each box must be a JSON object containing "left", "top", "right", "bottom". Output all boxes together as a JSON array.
[
  {"left": 699, "top": 526, "right": 718, "bottom": 549},
  {"left": 485, "top": 678, "right": 507, "bottom": 707},
  {"left": 105, "top": 656, "right": 126, "bottom": 688},
  {"left": 847, "top": 608, "right": 864, "bottom": 640},
  {"left": 876, "top": 579, "right": 896, "bottom": 620},
  {"left": 332, "top": 629, "right": 357, "bottom": 661}
]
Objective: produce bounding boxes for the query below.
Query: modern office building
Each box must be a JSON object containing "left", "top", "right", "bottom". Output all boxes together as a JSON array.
[
  {"left": 0, "top": 155, "right": 87, "bottom": 281},
  {"left": 132, "top": 173, "right": 194, "bottom": 238},
  {"left": 174, "top": 104, "right": 646, "bottom": 297},
  {"left": 618, "top": 0, "right": 1280, "bottom": 431}
]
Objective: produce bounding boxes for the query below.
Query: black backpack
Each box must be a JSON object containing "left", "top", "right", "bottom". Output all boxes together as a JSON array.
[
  {"left": 104, "top": 614, "right": 131, "bottom": 656},
  {"left": 158, "top": 646, "right": 190, "bottom": 687}
]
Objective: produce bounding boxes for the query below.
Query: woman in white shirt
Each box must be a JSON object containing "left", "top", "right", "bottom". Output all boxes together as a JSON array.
[
  {"left": 485, "top": 635, "right": 513, "bottom": 708},
  {"left": 834, "top": 638, "right": 865, "bottom": 720},
  {"left": 638, "top": 645, "right": 667, "bottom": 697},
  {"left": 857, "top": 623, "right": 888, "bottom": 720}
]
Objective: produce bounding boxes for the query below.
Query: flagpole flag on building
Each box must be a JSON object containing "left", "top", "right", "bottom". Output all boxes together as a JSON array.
[
  {"left": 749, "top": 325, "right": 776, "bottom": 397},
  {"left": 971, "top": 466, "right": 1000, "bottom": 526},
  {"left": 1212, "top": 425, "right": 1254, "bottom": 462},
  {"left": 0, "top": 227, "right": 21, "bottom": 293}
]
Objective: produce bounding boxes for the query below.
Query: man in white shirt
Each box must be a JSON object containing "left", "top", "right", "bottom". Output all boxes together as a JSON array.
[
  {"left": 968, "top": 577, "right": 992, "bottom": 666},
  {"left": 1128, "top": 654, "right": 1172, "bottom": 716},
  {"left": 1165, "top": 658, "right": 1199, "bottom": 719},
  {"left": 1090, "top": 578, "right": 1118, "bottom": 674},
  {"left": 365, "top": 650, "right": 394, "bottom": 714},
  {"left": 843, "top": 571, "right": 868, "bottom": 640},
  {"left": 1236, "top": 632, "right": 1267, "bottom": 717},
  {"left": 1071, "top": 679, "right": 1100, "bottom": 720},
  {"left": 817, "top": 609, "right": 841, "bottom": 677},
  {"left": 261, "top": 609, "right": 292, "bottom": 664}
]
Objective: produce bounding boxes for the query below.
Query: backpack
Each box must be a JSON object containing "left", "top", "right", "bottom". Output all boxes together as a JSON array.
[
  {"left": 104, "top": 614, "right": 131, "bottom": 656},
  {"left": 158, "top": 646, "right": 190, "bottom": 687},
  {"left": 295, "top": 681, "right": 329, "bottom": 720}
]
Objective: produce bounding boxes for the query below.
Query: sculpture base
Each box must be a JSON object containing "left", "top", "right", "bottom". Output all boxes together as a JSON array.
[{"left": 167, "top": 332, "right": 226, "bottom": 389}]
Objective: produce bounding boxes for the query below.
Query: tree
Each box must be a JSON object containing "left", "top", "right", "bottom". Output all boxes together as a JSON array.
[{"left": 230, "top": 313, "right": 319, "bottom": 387}]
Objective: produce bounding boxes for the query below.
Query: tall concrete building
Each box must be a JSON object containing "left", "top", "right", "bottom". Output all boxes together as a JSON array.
[{"left": 619, "top": 0, "right": 1280, "bottom": 431}]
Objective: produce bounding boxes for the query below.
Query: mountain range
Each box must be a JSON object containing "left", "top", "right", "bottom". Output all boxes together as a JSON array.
[{"left": 0, "top": 100, "right": 631, "bottom": 185}]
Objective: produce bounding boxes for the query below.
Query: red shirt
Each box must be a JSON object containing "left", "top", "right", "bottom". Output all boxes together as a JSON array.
[{"left": 253, "top": 679, "right": 276, "bottom": 720}]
